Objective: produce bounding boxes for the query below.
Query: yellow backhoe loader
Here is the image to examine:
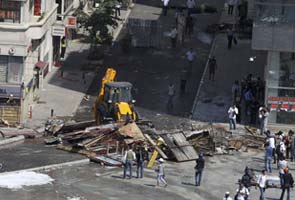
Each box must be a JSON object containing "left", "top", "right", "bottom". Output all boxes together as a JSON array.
[{"left": 94, "top": 68, "right": 139, "bottom": 124}]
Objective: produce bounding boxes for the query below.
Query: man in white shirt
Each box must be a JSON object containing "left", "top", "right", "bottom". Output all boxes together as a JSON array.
[
  {"left": 236, "top": 183, "right": 250, "bottom": 200},
  {"left": 186, "top": 0, "right": 196, "bottom": 15},
  {"left": 228, "top": 104, "right": 238, "bottom": 130},
  {"left": 228, "top": 0, "right": 235, "bottom": 15},
  {"left": 278, "top": 156, "right": 288, "bottom": 186},
  {"left": 162, "top": 0, "right": 170, "bottom": 16},
  {"left": 257, "top": 170, "right": 267, "bottom": 200},
  {"left": 186, "top": 48, "right": 196, "bottom": 71}
]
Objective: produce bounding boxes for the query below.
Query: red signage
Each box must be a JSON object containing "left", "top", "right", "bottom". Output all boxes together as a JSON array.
[
  {"left": 268, "top": 96, "right": 295, "bottom": 112},
  {"left": 65, "top": 16, "right": 77, "bottom": 29},
  {"left": 268, "top": 96, "right": 295, "bottom": 103}
]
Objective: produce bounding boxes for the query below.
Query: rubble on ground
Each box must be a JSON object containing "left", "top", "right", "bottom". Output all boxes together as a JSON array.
[
  {"left": 187, "top": 122, "right": 266, "bottom": 155},
  {"left": 0, "top": 128, "right": 37, "bottom": 139}
]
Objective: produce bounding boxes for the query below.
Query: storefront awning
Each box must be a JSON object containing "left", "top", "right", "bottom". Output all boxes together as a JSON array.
[{"left": 35, "top": 61, "right": 48, "bottom": 69}]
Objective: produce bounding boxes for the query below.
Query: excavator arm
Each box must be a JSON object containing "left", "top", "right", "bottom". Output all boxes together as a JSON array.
[
  {"left": 98, "top": 68, "right": 117, "bottom": 105},
  {"left": 94, "top": 68, "right": 116, "bottom": 122}
]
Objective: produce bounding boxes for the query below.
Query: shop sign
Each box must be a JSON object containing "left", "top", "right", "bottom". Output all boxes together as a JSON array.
[
  {"left": 0, "top": 84, "right": 21, "bottom": 98},
  {"left": 268, "top": 96, "right": 295, "bottom": 112},
  {"left": 52, "top": 25, "right": 65, "bottom": 36},
  {"left": 65, "top": 16, "right": 77, "bottom": 29},
  {"left": 268, "top": 96, "right": 295, "bottom": 104}
]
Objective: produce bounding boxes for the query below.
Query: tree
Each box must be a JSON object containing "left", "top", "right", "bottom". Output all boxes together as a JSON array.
[{"left": 86, "top": 0, "right": 120, "bottom": 45}]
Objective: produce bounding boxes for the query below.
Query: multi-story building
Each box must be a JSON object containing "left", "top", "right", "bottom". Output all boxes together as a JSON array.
[
  {"left": 252, "top": 0, "right": 295, "bottom": 124},
  {"left": 0, "top": 0, "right": 79, "bottom": 125}
]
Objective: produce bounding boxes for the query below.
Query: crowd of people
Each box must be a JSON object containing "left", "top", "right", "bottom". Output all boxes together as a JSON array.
[
  {"left": 224, "top": 130, "right": 295, "bottom": 200},
  {"left": 228, "top": 73, "right": 266, "bottom": 131}
]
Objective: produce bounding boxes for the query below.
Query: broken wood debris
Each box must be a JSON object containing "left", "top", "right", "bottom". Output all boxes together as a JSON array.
[
  {"left": 187, "top": 123, "right": 267, "bottom": 155},
  {"left": 0, "top": 128, "right": 37, "bottom": 139}
]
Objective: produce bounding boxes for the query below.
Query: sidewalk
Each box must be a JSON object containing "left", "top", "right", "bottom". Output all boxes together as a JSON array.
[
  {"left": 25, "top": 8, "right": 132, "bottom": 129},
  {"left": 74, "top": 0, "right": 225, "bottom": 125},
  {"left": 191, "top": 5, "right": 266, "bottom": 124}
]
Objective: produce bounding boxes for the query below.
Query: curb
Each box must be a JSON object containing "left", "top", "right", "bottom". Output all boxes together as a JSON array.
[
  {"left": 0, "top": 159, "right": 89, "bottom": 175},
  {"left": 190, "top": 36, "right": 218, "bottom": 119},
  {"left": 0, "top": 135, "right": 25, "bottom": 146}
]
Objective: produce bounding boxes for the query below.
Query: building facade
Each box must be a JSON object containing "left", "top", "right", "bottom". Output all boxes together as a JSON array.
[
  {"left": 252, "top": 0, "right": 295, "bottom": 124},
  {"left": 0, "top": 0, "right": 79, "bottom": 125}
]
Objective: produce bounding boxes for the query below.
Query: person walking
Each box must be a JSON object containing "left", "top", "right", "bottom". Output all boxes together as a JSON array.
[
  {"left": 162, "top": 0, "right": 170, "bottom": 16},
  {"left": 227, "top": 0, "right": 235, "bottom": 15},
  {"left": 244, "top": 89, "right": 253, "bottom": 116},
  {"left": 136, "top": 144, "right": 148, "bottom": 178},
  {"left": 260, "top": 107, "right": 269, "bottom": 135},
  {"left": 156, "top": 158, "right": 167, "bottom": 187},
  {"left": 227, "top": 28, "right": 236, "bottom": 49},
  {"left": 114, "top": 0, "right": 122, "bottom": 18},
  {"left": 228, "top": 104, "right": 238, "bottom": 130},
  {"left": 185, "top": 14, "right": 194, "bottom": 36},
  {"left": 223, "top": 191, "right": 233, "bottom": 200},
  {"left": 167, "top": 83, "right": 175, "bottom": 109},
  {"left": 278, "top": 156, "right": 288, "bottom": 186},
  {"left": 256, "top": 170, "right": 267, "bottom": 200},
  {"left": 276, "top": 142, "right": 284, "bottom": 168},
  {"left": 267, "top": 131, "right": 277, "bottom": 163},
  {"left": 265, "top": 142, "right": 273, "bottom": 173},
  {"left": 232, "top": 80, "right": 241, "bottom": 103},
  {"left": 280, "top": 140, "right": 287, "bottom": 159},
  {"left": 186, "top": 48, "right": 196, "bottom": 72},
  {"left": 284, "top": 134, "right": 291, "bottom": 159},
  {"left": 241, "top": 168, "right": 252, "bottom": 193},
  {"left": 123, "top": 147, "right": 136, "bottom": 179},
  {"left": 195, "top": 153, "right": 205, "bottom": 186},
  {"left": 60, "top": 36, "right": 67, "bottom": 59},
  {"left": 208, "top": 56, "right": 217, "bottom": 81},
  {"left": 186, "top": 0, "right": 196, "bottom": 16},
  {"left": 236, "top": 183, "right": 250, "bottom": 200},
  {"left": 180, "top": 70, "right": 189, "bottom": 93},
  {"left": 280, "top": 168, "right": 294, "bottom": 200}
]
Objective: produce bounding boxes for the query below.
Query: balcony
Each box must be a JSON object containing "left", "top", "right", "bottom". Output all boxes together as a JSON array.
[{"left": 252, "top": 0, "right": 295, "bottom": 52}]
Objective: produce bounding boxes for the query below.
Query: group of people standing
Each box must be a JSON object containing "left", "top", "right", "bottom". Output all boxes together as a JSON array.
[
  {"left": 228, "top": 73, "right": 265, "bottom": 131},
  {"left": 122, "top": 144, "right": 149, "bottom": 179},
  {"left": 122, "top": 144, "right": 168, "bottom": 187},
  {"left": 260, "top": 130, "right": 295, "bottom": 200}
]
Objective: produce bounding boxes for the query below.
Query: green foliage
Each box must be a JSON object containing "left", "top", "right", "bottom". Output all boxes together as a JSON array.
[
  {"left": 85, "top": 0, "right": 119, "bottom": 45},
  {"left": 73, "top": 9, "right": 89, "bottom": 28}
]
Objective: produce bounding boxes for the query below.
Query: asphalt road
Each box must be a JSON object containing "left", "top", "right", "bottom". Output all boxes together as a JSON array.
[{"left": 74, "top": 0, "right": 225, "bottom": 129}]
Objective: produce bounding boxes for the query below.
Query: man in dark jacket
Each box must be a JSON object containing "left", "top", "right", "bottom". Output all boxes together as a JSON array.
[
  {"left": 241, "top": 167, "right": 252, "bottom": 192},
  {"left": 195, "top": 153, "right": 205, "bottom": 186},
  {"left": 280, "top": 168, "right": 294, "bottom": 200},
  {"left": 136, "top": 144, "right": 148, "bottom": 178}
]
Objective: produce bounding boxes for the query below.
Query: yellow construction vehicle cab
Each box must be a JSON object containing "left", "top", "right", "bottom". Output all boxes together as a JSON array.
[{"left": 94, "top": 68, "right": 138, "bottom": 124}]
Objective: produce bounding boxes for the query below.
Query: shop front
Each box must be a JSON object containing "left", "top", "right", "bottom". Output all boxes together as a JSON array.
[
  {"left": 0, "top": 84, "right": 22, "bottom": 125},
  {"left": 266, "top": 52, "right": 295, "bottom": 124}
]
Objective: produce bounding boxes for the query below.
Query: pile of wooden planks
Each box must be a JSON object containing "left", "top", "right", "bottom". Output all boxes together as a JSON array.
[
  {"left": 55, "top": 123, "right": 119, "bottom": 156},
  {"left": 160, "top": 131, "right": 198, "bottom": 162}
]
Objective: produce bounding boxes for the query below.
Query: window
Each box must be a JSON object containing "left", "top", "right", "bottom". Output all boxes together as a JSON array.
[
  {"left": 0, "top": 0, "right": 21, "bottom": 23},
  {"left": 34, "top": 0, "right": 41, "bottom": 16}
]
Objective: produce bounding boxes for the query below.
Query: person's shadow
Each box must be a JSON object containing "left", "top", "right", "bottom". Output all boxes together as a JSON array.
[{"left": 181, "top": 182, "right": 196, "bottom": 186}]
